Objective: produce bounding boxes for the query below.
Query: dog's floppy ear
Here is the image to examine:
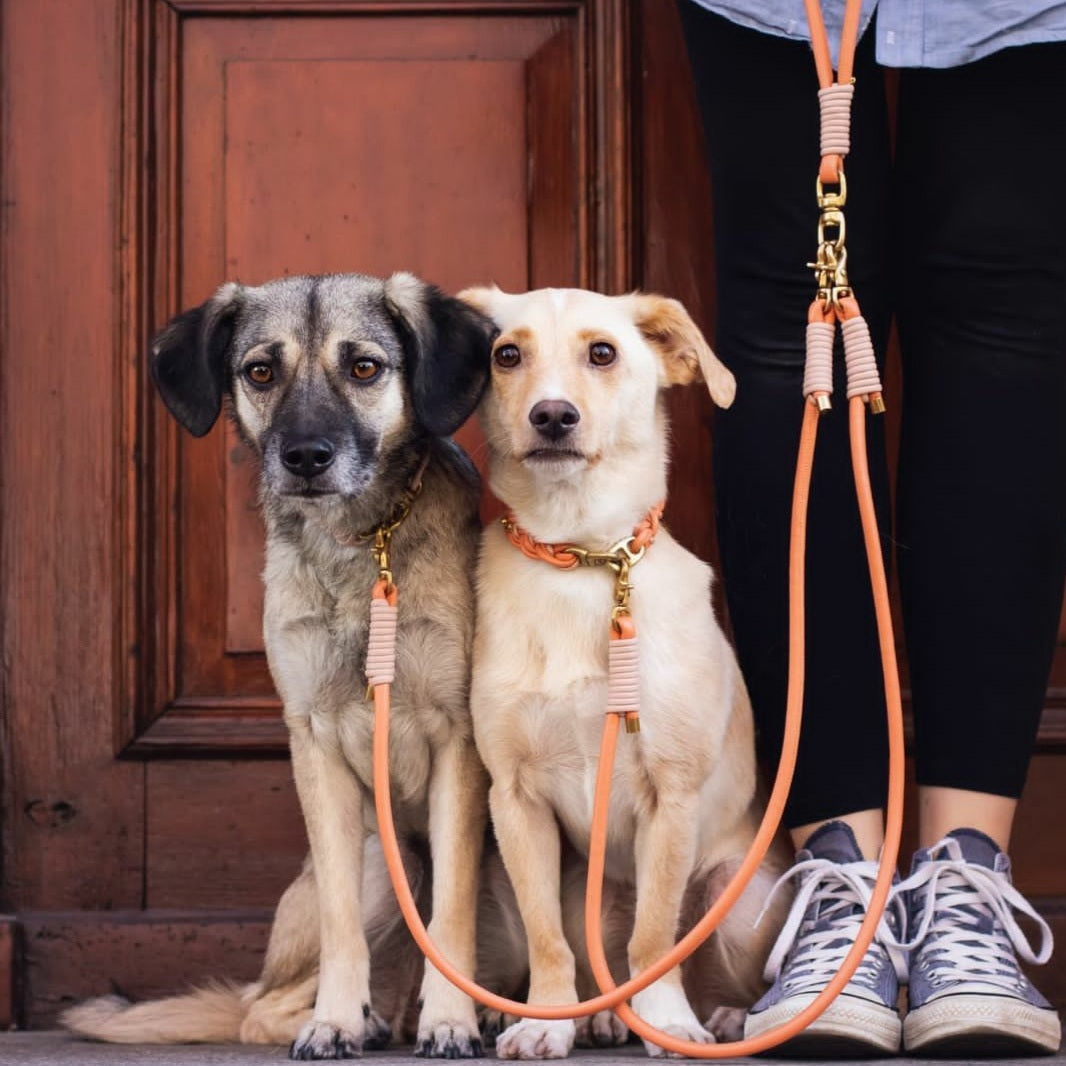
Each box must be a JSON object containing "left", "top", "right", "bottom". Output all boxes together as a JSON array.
[
  {"left": 631, "top": 293, "right": 736, "bottom": 409},
  {"left": 150, "top": 283, "right": 242, "bottom": 437},
  {"left": 454, "top": 285, "right": 500, "bottom": 319},
  {"left": 385, "top": 272, "right": 497, "bottom": 437}
]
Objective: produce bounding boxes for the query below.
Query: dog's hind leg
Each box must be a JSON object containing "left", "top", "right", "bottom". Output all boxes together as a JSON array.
[
  {"left": 682, "top": 837, "right": 791, "bottom": 1041},
  {"left": 415, "top": 737, "right": 489, "bottom": 1058}
]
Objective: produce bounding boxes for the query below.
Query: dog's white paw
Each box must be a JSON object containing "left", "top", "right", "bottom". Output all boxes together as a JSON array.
[
  {"left": 642, "top": 1021, "right": 714, "bottom": 1059},
  {"left": 290, "top": 1010, "right": 390, "bottom": 1060},
  {"left": 495, "top": 1018, "right": 575, "bottom": 1060},
  {"left": 632, "top": 986, "right": 713, "bottom": 1058},
  {"left": 704, "top": 1005, "right": 746, "bottom": 1043},
  {"left": 575, "top": 1009, "right": 628, "bottom": 1048},
  {"left": 416, "top": 1018, "right": 484, "bottom": 1058}
]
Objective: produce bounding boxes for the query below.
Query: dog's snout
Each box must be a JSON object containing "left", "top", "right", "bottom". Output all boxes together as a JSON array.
[
  {"left": 281, "top": 438, "right": 336, "bottom": 478},
  {"left": 529, "top": 400, "right": 580, "bottom": 441}
]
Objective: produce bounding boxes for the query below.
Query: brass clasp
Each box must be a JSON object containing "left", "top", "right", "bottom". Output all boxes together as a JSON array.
[
  {"left": 809, "top": 168, "right": 852, "bottom": 310},
  {"left": 816, "top": 170, "right": 847, "bottom": 210},
  {"left": 817, "top": 207, "right": 846, "bottom": 252},
  {"left": 362, "top": 485, "right": 419, "bottom": 592},
  {"left": 563, "top": 537, "right": 646, "bottom": 624}
]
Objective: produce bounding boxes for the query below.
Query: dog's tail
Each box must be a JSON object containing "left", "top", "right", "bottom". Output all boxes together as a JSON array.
[{"left": 60, "top": 982, "right": 249, "bottom": 1044}]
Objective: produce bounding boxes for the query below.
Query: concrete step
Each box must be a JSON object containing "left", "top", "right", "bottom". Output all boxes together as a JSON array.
[{"left": 1, "top": 1032, "right": 1063, "bottom": 1066}]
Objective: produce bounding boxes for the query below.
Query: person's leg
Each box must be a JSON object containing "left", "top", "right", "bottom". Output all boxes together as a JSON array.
[
  {"left": 894, "top": 42, "right": 1066, "bottom": 1056},
  {"left": 897, "top": 44, "right": 1066, "bottom": 848},
  {"left": 675, "top": 4, "right": 905, "bottom": 1054},
  {"left": 674, "top": 1, "right": 894, "bottom": 853}
]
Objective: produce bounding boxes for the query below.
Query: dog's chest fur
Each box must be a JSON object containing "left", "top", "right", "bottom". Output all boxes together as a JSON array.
[
  {"left": 262, "top": 458, "right": 478, "bottom": 834},
  {"left": 473, "top": 523, "right": 749, "bottom": 882}
]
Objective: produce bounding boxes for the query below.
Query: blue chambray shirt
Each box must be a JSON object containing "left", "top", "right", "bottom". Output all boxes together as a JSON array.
[{"left": 685, "top": 1, "right": 1066, "bottom": 68}]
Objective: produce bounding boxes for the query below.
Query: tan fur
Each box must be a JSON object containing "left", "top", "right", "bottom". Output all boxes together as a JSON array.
[
  {"left": 461, "top": 286, "right": 790, "bottom": 1059},
  {"left": 61, "top": 987, "right": 247, "bottom": 1046},
  {"left": 63, "top": 274, "right": 513, "bottom": 1058}
]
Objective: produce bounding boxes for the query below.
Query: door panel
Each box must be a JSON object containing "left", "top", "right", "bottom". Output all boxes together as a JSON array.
[{"left": 127, "top": 2, "right": 627, "bottom": 757}]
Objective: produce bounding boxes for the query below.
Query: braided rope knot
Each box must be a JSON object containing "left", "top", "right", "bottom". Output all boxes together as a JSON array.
[
  {"left": 606, "top": 635, "right": 640, "bottom": 714},
  {"left": 841, "top": 315, "right": 882, "bottom": 398},
  {"left": 804, "top": 320, "right": 836, "bottom": 399},
  {"left": 365, "top": 581, "right": 398, "bottom": 689},
  {"left": 818, "top": 83, "right": 854, "bottom": 158}
]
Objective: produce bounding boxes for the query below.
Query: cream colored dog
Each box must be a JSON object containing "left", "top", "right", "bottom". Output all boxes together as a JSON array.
[{"left": 460, "top": 286, "right": 788, "bottom": 1059}]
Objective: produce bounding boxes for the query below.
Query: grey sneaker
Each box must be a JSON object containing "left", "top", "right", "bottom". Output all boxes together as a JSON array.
[
  {"left": 744, "top": 821, "right": 906, "bottom": 1056},
  {"left": 900, "top": 828, "right": 1061, "bottom": 1055}
]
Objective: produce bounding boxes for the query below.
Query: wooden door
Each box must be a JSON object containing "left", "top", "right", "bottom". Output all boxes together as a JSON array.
[
  {"left": 1, "top": 0, "right": 1064, "bottom": 1029},
  {"left": 0, "top": 0, "right": 632, "bottom": 1025}
]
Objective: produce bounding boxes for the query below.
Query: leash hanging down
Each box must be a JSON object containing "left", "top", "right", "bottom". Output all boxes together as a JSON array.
[{"left": 368, "top": 0, "right": 906, "bottom": 1052}]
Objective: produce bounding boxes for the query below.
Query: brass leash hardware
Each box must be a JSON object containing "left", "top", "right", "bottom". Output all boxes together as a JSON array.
[
  {"left": 808, "top": 170, "right": 852, "bottom": 311},
  {"left": 564, "top": 537, "right": 646, "bottom": 629},
  {"left": 355, "top": 479, "right": 421, "bottom": 593}
]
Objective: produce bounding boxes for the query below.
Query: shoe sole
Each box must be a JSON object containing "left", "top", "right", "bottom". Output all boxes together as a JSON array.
[
  {"left": 904, "top": 994, "right": 1062, "bottom": 1056},
  {"left": 744, "top": 992, "right": 901, "bottom": 1058}
]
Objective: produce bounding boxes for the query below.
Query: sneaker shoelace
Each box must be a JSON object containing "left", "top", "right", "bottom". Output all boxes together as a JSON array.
[
  {"left": 891, "top": 837, "right": 1053, "bottom": 995},
  {"left": 757, "top": 858, "right": 908, "bottom": 993}
]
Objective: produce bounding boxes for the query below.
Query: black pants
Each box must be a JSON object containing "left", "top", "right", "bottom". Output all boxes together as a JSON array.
[{"left": 677, "top": 4, "right": 1066, "bottom": 828}]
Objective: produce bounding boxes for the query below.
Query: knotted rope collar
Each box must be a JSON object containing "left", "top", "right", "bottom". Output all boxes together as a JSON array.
[{"left": 501, "top": 501, "right": 664, "bottom": 569}]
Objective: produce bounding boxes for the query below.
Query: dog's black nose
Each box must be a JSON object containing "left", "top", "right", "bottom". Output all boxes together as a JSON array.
[
  {"left": 281, "top": 438, "right": 336, "bottom": 478},
  {"left": 529, "top": 400, "right": 580, "bottom": 441}
]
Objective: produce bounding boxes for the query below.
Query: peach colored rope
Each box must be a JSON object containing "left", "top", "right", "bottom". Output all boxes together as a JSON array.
[
  {"left": 805, "top": 0, "right": 862, "bottom": 182},
  {"left": 605, "top": 635, "right": 639, "bottom": 714},
  {"left": 365, "top": 579, "right": 398, "bottom": 689},
  {"left": 842, "top": 314, "right": 882, "bottom": 398},
  {"left": 818, "top": 83, "right": 854, "bottom": 158},
  {"left": 804, "top": 319, "right": 836, "bottom": 399}
]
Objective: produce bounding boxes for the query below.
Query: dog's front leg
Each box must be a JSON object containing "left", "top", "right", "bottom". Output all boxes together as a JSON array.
[
  {"left": 288, "top": 718, "right": 386, "bottom": 1060},
  {"left": 416, "top": 736, "right": 489, "bottom": 1058},
  {"left": 490, "top": 781, "right": 578, "bottom": 1060},
  {"left": 630, "top": 794, "right": 714, "bottom": 1057}
]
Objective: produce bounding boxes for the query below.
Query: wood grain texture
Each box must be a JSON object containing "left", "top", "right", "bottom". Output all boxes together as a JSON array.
[
  {"left": 20, "top": 911, "right": 272, "bottom": 1029},
  {"left": 145, "top": 762, "right": 305, "bottom": 909},
  {"left": 634, "top": 0, "right": 720, "bottom": 575},
  {"left": 0, "top": 919, "right": 23, "bottom": 1030},
  {"left": 0, "top": 0, "right": 145, "bottom": 911}
]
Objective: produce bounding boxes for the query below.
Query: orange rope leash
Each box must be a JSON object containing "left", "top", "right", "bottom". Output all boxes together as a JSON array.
[
  {"left": 368, "top": 0, "right": 905, "bottom": 1051},
  {"left": 581, "top": 398, "right": 905, "bottom": 1055}
]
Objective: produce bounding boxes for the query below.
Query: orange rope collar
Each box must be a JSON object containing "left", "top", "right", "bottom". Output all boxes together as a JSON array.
[{"left": 500, "top": 501, "right": 664, "bottom": 569}]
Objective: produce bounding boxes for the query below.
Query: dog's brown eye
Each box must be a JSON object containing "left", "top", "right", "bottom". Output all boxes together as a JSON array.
[
  {"left": 589, "top": 342, "right": 616, "bottom": 367},
  {"left": 494, "top": 345, "right": 521, "bottom": 369},
  {"left": 246, "top": 363, "right": 274, "bottom": 385},
  {"left": 351, "top": 359, "right": 381, "bottom": 381}
]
